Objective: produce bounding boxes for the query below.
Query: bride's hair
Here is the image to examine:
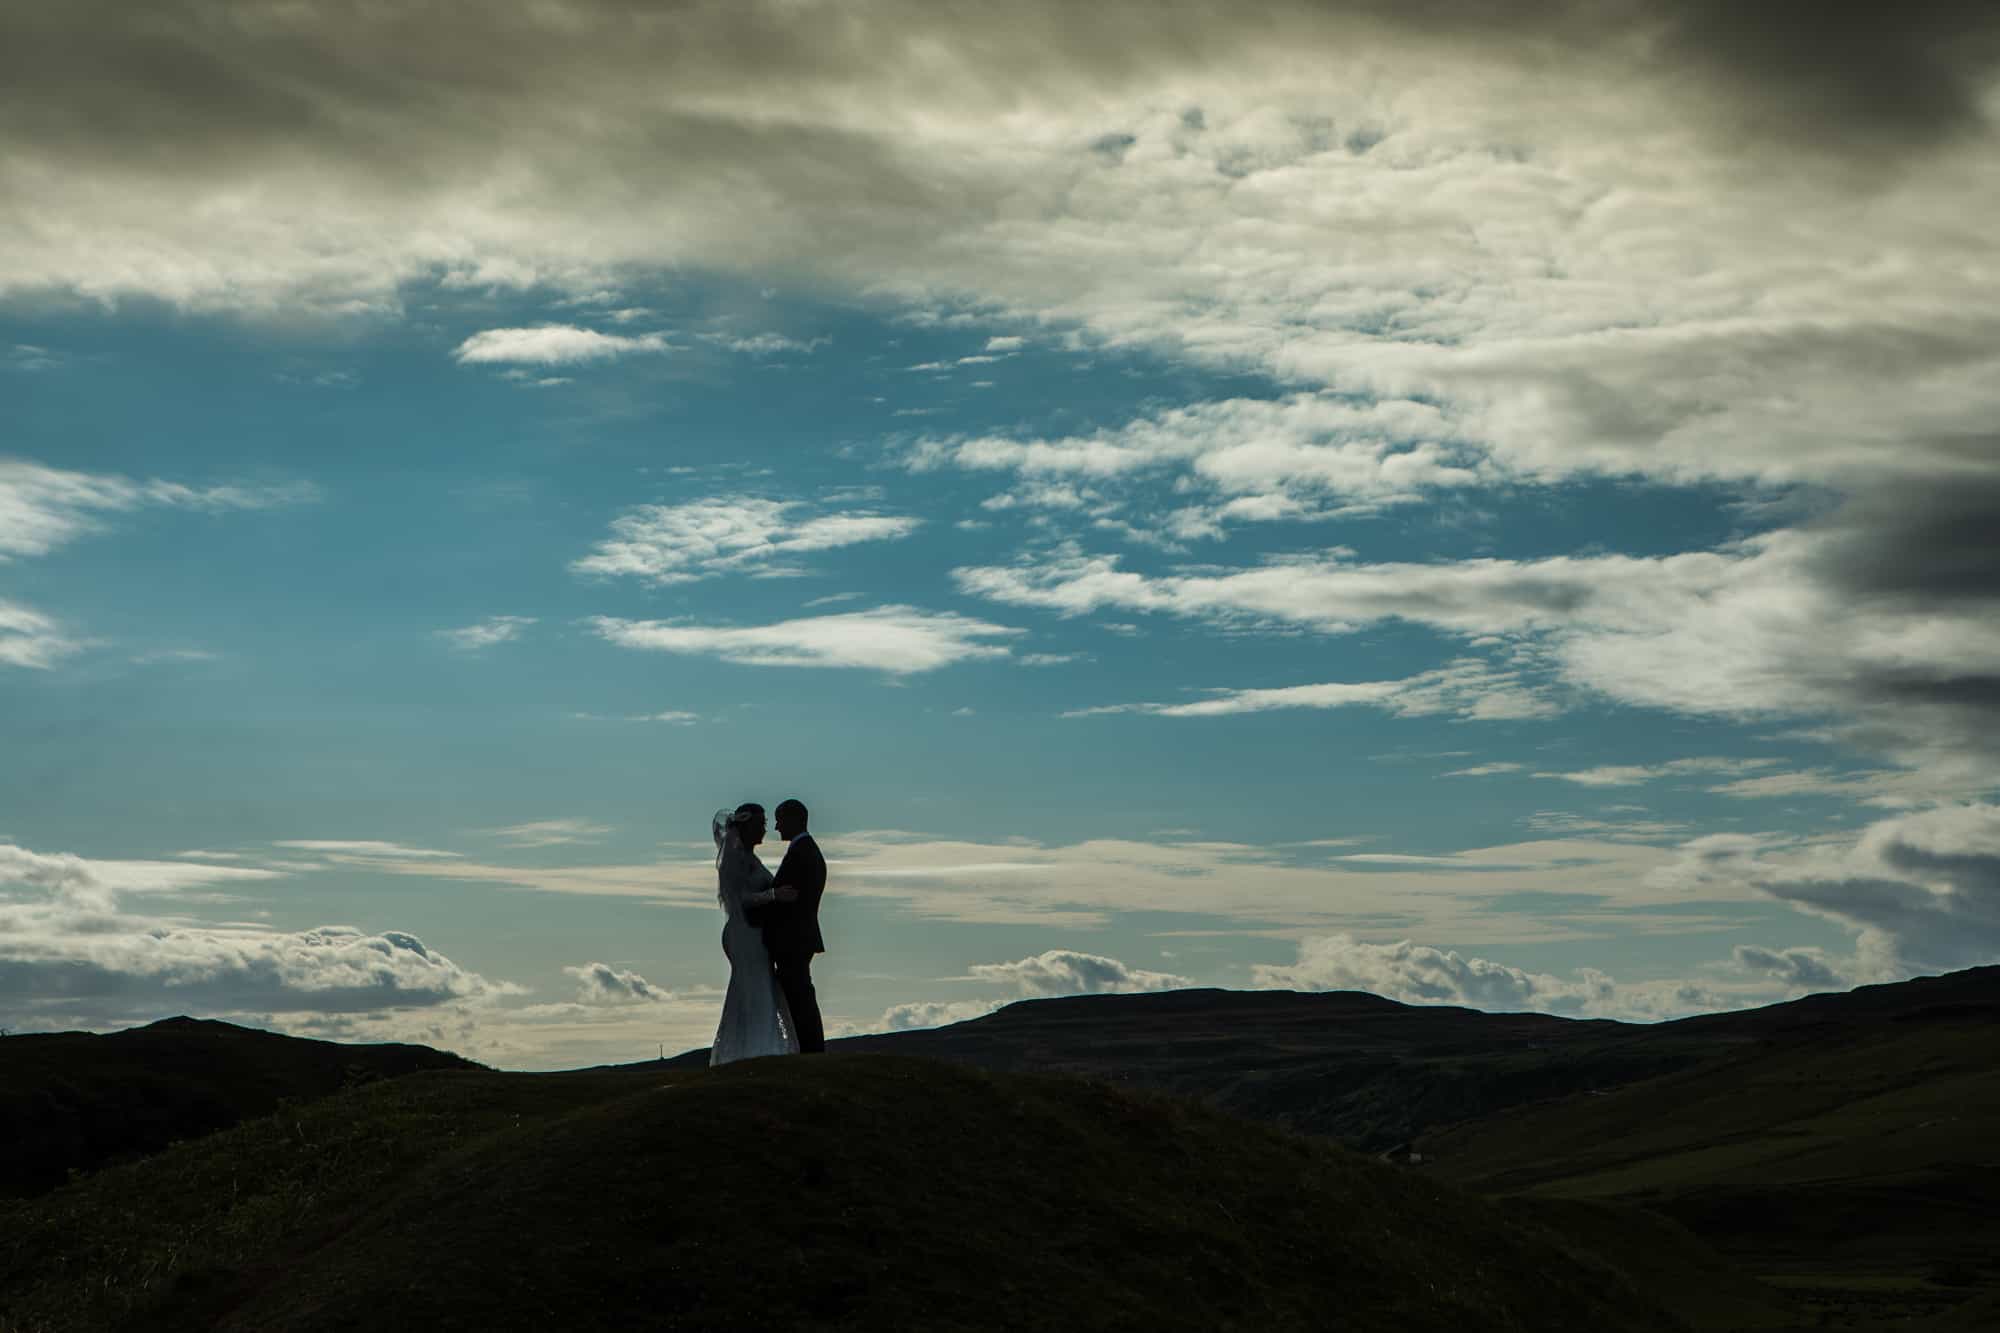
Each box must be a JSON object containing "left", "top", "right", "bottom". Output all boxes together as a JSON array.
[{"left": 714, "top": 805, "right": 764, "bottom": 904}]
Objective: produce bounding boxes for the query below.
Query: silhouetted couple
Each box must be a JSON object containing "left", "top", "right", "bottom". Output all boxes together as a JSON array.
[{"left": 709, "top": 799, "right": 826, "bottom": 1065}]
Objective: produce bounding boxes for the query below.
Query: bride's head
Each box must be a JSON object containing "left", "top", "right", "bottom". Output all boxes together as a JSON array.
[{"left": 729, "top": 802, "right": 766, "bottom": 848}]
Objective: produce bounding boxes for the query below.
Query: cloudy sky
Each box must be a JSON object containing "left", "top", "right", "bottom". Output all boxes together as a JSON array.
[{"left": 5, "top": 1, "right": 1999, "bottom": 1067}]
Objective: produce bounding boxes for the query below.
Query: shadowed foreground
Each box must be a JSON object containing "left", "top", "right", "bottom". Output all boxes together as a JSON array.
[{"left": 0, "top": 1055, "right": 1679, "bottom": 1332}]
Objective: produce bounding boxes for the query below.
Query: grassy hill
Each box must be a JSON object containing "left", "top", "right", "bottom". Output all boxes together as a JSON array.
[
  {"left": 6, "top": 968, "right": 1995, "bottom": 1329},
  {"left": 0, "top": 1055, "right": 1685, "bottom": 1333},
  {"left": 1419, "top": 980, "right": 2000, "bottom": 1327},
  {"left": 661, "top": 986, "right": 1725, "bottom": 1152},
  {"left": 0, "top": 1017, "right": 479, "bottom": 1198}
]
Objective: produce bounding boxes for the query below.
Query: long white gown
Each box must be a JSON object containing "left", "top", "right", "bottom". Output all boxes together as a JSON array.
[{"left": 709, "top": 812, "right": 798, "bottom": 1066}]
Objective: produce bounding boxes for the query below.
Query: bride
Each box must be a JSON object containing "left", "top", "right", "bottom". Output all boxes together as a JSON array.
[{"left": 709, "top": 804, "right": 799, "bottom": 1066}]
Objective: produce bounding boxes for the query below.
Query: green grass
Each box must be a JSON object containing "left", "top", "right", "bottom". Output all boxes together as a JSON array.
[
  {"left": 0, "top": 1018, "right": 477, "bottom": 1198},
  {"left": 0, "top": 1056, "right": 1684, "bottom": 1333},
  {"left": 1420, "top": 1016, "right": 2000, "bottom": 1329}
]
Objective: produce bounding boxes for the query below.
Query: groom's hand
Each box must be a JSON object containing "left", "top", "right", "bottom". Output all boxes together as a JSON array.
[{"left": 774, "top": 886, "right": 800, "bottom": 902}]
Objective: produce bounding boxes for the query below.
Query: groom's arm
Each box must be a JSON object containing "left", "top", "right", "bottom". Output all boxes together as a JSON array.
[{"left": 770, "top": 843, "right": 802, "bottom": 902}]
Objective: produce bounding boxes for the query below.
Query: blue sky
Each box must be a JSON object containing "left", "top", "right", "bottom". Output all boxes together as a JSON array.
[{"left": 5, "top": 2, "right": 1999, "bottom": 1066}]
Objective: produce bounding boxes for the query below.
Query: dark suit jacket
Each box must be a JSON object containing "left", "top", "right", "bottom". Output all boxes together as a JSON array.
[{"left": 765, "top": 833, "right": 826, "bottom": 957}]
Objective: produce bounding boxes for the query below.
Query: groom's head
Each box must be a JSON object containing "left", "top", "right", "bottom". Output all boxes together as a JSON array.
[{"left": 775, "top": 799, "right": 808, "bottom": 841}]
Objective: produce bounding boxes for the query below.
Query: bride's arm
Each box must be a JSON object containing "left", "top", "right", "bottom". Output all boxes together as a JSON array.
[{"left": 729, "top": 859, "right": 779, "bottom": 907}]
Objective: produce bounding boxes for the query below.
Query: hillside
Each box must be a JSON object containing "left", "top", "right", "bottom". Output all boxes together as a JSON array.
[
  {"left": 1418, "top": 990, "right": 2000, "bottom": 1327},
  {"left": 6, "top": 969, "right": 1995, "bottom": 1328},
  {"left": 0, "top": 1017, "right": 479, "bottom": 1198},
  {"left": 661, "top": 986, "right": 1719, "bottom": 1152},
  {"left": 0, "top": 1055, "right": 1683, "bottom": 1333}
]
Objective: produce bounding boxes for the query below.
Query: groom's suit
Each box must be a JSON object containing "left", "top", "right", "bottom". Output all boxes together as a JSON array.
[{"left": 766, "top": 832, "right": 827, "bottom": 1054}]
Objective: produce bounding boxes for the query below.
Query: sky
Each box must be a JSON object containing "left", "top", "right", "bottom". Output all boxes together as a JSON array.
[{"left": 4, "top": 1, "right": 2000, "bottom": 1068}]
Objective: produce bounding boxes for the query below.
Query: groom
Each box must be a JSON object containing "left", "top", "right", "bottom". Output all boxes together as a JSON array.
[{"left": 764, "top": 798, "right": 827, "bottom": 1054}]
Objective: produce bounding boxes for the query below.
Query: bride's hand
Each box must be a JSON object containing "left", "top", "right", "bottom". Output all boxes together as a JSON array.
[{"left": 774, "top": 886, "right": 799, "bottom": 902}]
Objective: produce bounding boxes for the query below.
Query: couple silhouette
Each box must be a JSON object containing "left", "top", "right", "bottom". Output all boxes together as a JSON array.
[{"left": 708, "top": 799, "right": 826, "bottom": 1065}]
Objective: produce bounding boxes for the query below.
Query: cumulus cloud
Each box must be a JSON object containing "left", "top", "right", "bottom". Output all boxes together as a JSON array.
[
  {"left": 8, "top": 1, "right": 2000, "bottom": 813},
  {"left": 1732, "top": 944, "right": 1848, "bottom": 991},
  {"left": 0, "top": 841, "right": 513, "bottom": 1028},
  {"left": 877, "top": 999, "right": 998, "bottom": 1032},
  {"left": 1755, "top": 803, "right": 2000, "bottom": 975},
  {"left": 910, "top": 393, "right": 1485, "bottom": 536},
  {"left": 967, "top": 948, "right": 1188, "bottom": 997},
  {"left": 452, "top": 325, "right": 672, "bottom": 365},
  {"left": 572, "top": 497, "right": 921, "bottom": 585},
  {"left": 1249, "top": 933, "right": 1722, "bottom": 1020},
  {"left": 564, "top": 961, "right": 671, "bottom": 1004},
  {"left": 437, "top": 615, "right": 536, "bottom": 651},
  {"left": 587, "top": 605, "right": 1024, "bottom": 675},
  {"left": 876, "top": 947, "right": 1188, "bottom": 1032},
  {"left": 0, "top": 459, "right": 316, "bottom": 561}
]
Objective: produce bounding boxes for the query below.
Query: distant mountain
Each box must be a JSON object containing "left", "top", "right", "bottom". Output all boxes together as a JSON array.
[
  {"left": 0, "top": 1055, "right": 1684, "bottom": 1332},
  {"left": 0, "top": 1016, "right": 479, "bottom": 1198}
]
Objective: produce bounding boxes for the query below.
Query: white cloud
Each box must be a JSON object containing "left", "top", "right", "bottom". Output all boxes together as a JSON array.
[
  {"left": 1444, "top": 761, "right": 1526, "bottom": 777},
  {"left": 0, "top": 599, "right": 83, "bottom": 669},
  {"left": 571, "top": 497, "right": 921, "bottom": 585},
  {"left": 695, "top": 331, "right": 825, "bottom": 356},
  {"left": 911, "top": 393, "right": 1483, "bottom": 536},
  {"left": 452, "top": 325, "right": 672, "bottom": 365},
  {"left": 437, "top": 615, "right": 536, "bottom": 651},
  {"left": 1731, "top": 944, "right": 1848, "bottom": 991},
  {"left": 487, "top": 818, "right": 612, "bottom": 848},
  {"left": 0, "top": 459, "right": 316, "bottom": 562},
  {"left": 1752, "top": 803, "right": 2000, "bottom": 975},
  {"left": 10, "top": 3, "right": 2000, "bottom": 649},
  {"left": 571, "top": 709, "right": 704, "bottom": 724},
  {"left": 877, "top": 999, "right": 998, "bottom": 1032},
  {"left": 1703, "top": 766, "right": 1983, "bottom": 808},
  {"left": 1533, "top": 765, "right": 1660, "bottom": 788},
  {"left": 312, "top": 824, "right": 1725, "bottom": 942},
  {"left": 1249, "top": 933, "right": 1724, "bottom": 1021},
  {"left": 1528, "top": 756, "right": 1784, "bottom": 788},
  {"left": 957, "top": 515, "right": 2000, "bottom": 782},
  {"left": 1067, "top": 658, "right": 1556, "bottom": 722},
  {"left": 564, "top": 961, "right": 672, "bottom": 1004},
  {"left": 983, "top": 335, "right": 1026, "bottom": 352},
  {"left": 273, "top": 840, "right": 463, "bottom": 860},
  {"left": 0, "top": 841, "right": 513, "bottom": 1028},
  {"left": 1524, "top": 811, "right": 1688, "bottom": 842},
  {"left": 967, "top": 948, "right": 1189, "bottom": 997},
  {"left": 588, "top": 605, "right": 1024, "bottom": 675},
  {"left": 874, "top": 948, "right": 1187, "bottom": 1032},
  {"left": 7, "top": 344, "right": 60, "bottom": 372}
]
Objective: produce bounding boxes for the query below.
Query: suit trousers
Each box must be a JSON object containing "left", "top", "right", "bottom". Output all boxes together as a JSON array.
[{"left": 773, "top": 952, "right": 825, "bottom": 1054}]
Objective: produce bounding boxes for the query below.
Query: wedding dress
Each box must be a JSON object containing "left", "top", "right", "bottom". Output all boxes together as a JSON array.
[{"left": 709, "top": 809, "right": 798, "bottom": 1066}]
